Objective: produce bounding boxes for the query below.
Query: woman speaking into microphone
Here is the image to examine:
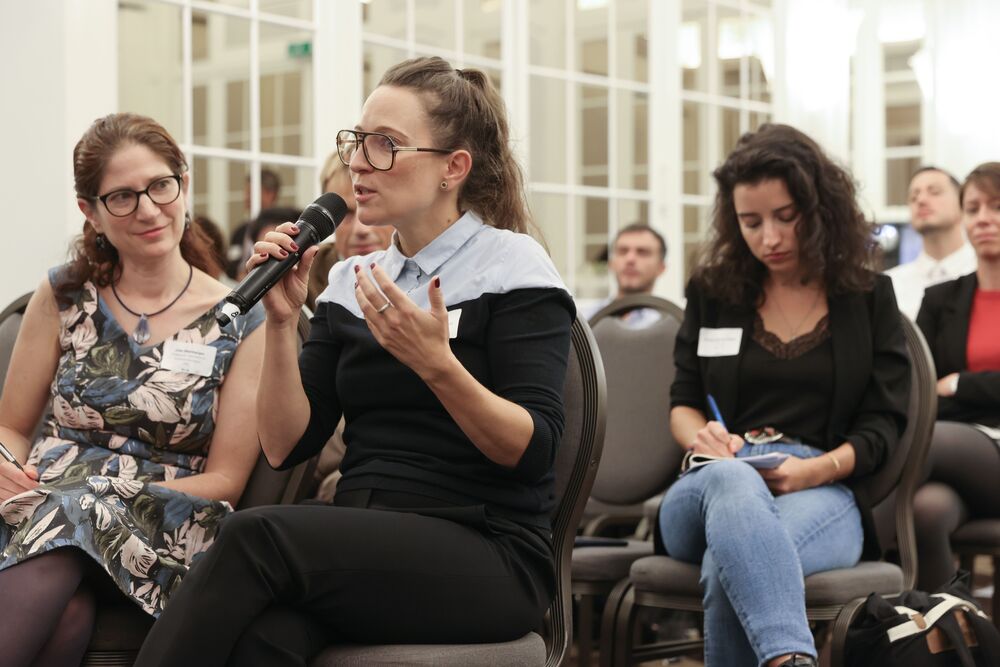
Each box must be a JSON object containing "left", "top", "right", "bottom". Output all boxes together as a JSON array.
[{"left": 137, "top": 56, "right": 575, "bottom": 666}]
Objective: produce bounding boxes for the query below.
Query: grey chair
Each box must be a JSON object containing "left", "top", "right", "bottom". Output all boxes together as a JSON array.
[
  {"left": 0, "top": 292, "right": 32, "bottom": 398},
  {"left": 67, "top": 306, "right": 316, "bottom": 667},
  {"left": 600, "top": 315, "right": 937, "bottom": 667},
  {"left": 572, "top": 295, "right": 685, "bottom": 667},
  {"left": 310, "top": 314, "right": 607, "bottom": 667}
]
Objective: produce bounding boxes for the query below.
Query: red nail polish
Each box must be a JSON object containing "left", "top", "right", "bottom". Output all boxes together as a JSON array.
[
  {"left": 259, "top": 252, "right": 267, "bottom": 258},
  {"left": 290, "top": 242, "right": 299, "bottom": 251},
  {"left": 369, "top": 262, "right": 376, "bottom": 270},
  {"left": 433, "top": 277, "right": 441, "bottom": 288},
  {"left": 354, "top": 265, "right": 360, "bottom": 274},
  {"left": 279, "top": 250, "right": 288, "bottom": 257},
  {"left": 353, "top": 281, "right": 358, "bottom": 289}
]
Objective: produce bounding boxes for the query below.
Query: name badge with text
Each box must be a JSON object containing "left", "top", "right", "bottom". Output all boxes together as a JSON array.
[
  {"left": 697, "top": 327, "right": 743, "bottom": 357},
  {"left": 161, "top": 339, "right": 218, "bottom": 377},
  {"left": 447, "top": 309, "right": 462, "bottom": 339}
]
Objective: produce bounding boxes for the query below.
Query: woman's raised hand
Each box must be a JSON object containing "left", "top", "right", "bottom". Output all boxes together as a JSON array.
[
  {"left": 0, "top": 462, "right": 38, "bottom": 502},
  {"left": 355, "top": 264, "right": 453, "bottom": 381},
  {"left": 691, "top": 421, "right": 744, "bottom": 458},
  {"left": 246, "top": 222, "right": 320, "bottom": 326}
]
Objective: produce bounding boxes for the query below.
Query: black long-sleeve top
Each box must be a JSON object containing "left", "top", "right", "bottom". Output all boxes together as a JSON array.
[
  {"left": 276, "top": 213, "right": 575, "bottom": 531},
  {"left": 670, "top": 275, "right": 911, "bottom": 559}
]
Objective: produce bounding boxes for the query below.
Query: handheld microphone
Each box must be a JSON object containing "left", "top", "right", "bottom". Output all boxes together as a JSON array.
[{"left": 217, "top": 192, "right": 348, "bottom": 326}]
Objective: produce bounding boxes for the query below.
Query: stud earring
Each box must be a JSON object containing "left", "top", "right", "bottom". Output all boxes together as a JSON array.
[
  {"left": 184, "top": 211, "right": 192, "bottom": 232},
  {"left": 95, "top": 233, "right": 110, "bottom": 251},
  {"left": 440, "top": 181, "right": 448, "bottom": 190}
]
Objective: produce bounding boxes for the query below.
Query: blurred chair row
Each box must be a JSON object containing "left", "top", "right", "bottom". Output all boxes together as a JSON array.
[{"left": 0, "top": 293, "right": 608, "bottom": 667}]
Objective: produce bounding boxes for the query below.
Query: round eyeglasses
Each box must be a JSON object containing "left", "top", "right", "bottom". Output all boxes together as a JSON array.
[
  {"left": 337, "top": 129, "right": 452, "bottom": 172},
  {"left": 92, "top": 174, "right": 182, "bottom": 217}
]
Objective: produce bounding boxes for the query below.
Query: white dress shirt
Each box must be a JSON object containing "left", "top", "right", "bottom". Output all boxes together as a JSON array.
[{"left": 885, "top": 242, "right": 977, "bottom": 319}]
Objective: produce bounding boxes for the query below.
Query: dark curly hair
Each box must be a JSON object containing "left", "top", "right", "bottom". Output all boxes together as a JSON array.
[
  {"left": 56, "top": 113, "right": 216, "bottom": 303},
  {"left": 693, "top": 123, "right": 878, "bottom": 306}
]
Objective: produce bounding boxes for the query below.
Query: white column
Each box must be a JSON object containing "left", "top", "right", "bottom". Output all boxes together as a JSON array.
[
  {"left": 850, "top": 0, "right": 886, "bottom": 217},
  {"left": 314, "top": 0, "right": 362, "bottom": 173},
  {"left": 0, "top": 0, "right": 118, "bottom": 306},
  {"left": 649, "top": 0, "right": 683, "bottom": 303}
]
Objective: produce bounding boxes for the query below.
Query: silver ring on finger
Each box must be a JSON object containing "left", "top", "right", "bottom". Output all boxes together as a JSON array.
[{"left": 376, "top": 302, "right": 392, "bottom": 314}]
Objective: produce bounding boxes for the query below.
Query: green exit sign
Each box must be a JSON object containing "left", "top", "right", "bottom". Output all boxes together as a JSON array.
[{"left": 288, "top": 41, "right": 312, "bottom": 59}]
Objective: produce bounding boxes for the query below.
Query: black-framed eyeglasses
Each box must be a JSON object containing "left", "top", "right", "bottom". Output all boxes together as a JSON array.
[
  {"left": 91, "top": 174, "right": 182, "bottom": 217},
  {"left": 337, "top": 129, "right": 452, "bottom": 172}
]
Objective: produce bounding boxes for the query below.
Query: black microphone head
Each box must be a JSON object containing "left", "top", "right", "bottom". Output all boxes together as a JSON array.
[{"left": 299, "top": 192, "right": 348, "bottom": 240}]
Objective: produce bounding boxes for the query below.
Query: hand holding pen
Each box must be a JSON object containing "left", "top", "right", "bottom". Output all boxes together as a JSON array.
[
  {"left": 692, "top": 394, "right": 743, "bottom": 457},
  {"left": 0, "top": 440, "right": 39, "bottom": 502}
]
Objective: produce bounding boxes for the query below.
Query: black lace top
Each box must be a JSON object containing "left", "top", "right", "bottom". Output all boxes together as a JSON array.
[{"left": 730, "top": 313, "right": 834, "bottom": 447}]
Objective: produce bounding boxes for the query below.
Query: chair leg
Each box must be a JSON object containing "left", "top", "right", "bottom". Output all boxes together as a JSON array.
[
  {"left": 599, "top": 579, "right": 637, "bottom": 667},
  {"left": 993, "top": 556, "right": 1000, "bottom": 630},
  {"left": 828, "top": 597, "right": 869, "bottom": 667},
  {"left": 960, "top": 553, "right": 975, "bottom": 576},
  {"left": 577, "top": 593, "right": 594, "bottom": 667}
]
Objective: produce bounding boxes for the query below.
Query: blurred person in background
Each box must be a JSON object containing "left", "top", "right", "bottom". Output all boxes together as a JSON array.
[{"left": 886, "top": 166, "right": 976, "bottom": 319}]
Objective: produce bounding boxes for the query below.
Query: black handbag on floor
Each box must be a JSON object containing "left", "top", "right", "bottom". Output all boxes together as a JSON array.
[{"left": 845, "top": 572, "right": 1000, "bottom": 667}]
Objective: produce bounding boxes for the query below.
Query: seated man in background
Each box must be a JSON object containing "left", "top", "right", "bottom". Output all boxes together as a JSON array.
[
  {"left": 886, "top": 166, "right": 976, "bottom": 319},
  {"left": 308, "top": 153, "right": 394, "bottom": 502},
  {"left": 584, "top": 222, "right": 667, "bottom": 327}
]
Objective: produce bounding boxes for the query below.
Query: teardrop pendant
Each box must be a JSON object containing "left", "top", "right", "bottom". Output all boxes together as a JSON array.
[{"left": 132, "top": 314, "right": 151, "bottom": 345}]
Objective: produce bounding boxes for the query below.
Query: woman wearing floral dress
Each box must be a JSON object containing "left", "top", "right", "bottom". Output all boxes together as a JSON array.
[{"left": 0, "top": 113, "right": 264, "bottom": 667}]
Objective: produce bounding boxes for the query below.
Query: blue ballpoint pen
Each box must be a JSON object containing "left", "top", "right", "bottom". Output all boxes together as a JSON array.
[{"left": 706, "top": 394, "right": 727, "bottom": 430}]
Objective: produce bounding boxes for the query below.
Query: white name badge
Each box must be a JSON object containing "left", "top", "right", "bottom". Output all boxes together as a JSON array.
[
  {"left": 447, "top": 308, "right": 462, "bottom": 339},
  {"left": 697, "top": 327, "right": 743, "bottom": 357},
  {"left": 161, "top": 339, "right": 218, "bottom": 377}
]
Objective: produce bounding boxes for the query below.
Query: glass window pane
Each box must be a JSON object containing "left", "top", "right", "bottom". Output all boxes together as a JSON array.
[
  {"left": 886, "top": 82, "right": 921, "bottom": 148},
  {"left": 261, "top": 163, "right": 317, "bottom": 219},
  {"left": 617, "top": 91, "right": 648, "bottom": 190},
  {"left": 259, "top": 0, "right": 312, "bottom": 21},
  {"left": 190, "top": 11, "right": 251, "bottom": 151},
  {"left": 683, "top": 204, "right": 710, "bottom": 281},
  {"left": 716, "top": 5, "right": 741, "bottom": 98},
  {"left": 616, "top": 0, "right": 648, "bottom": 82},
  {"left": 464, "top": 0, "right": 502, "bottom": 60},
  {"left": 750, "top": 110, "right": 770, "bottom": 133},
  {"left": 363, "top": 0, "right": 407, "bottom": 40},
  {"left": 364, "top": 44, "right": 410, "bottom": 100},
  {"left": 577, "top": 196, "right": 610, "bottom": 299},
  {"left": 260, "top": 23, "right": 313, "bottom": 157},
  {"left": 576, "top": 1, "right": 609, "bottom": 76},
  {"left": 749, "top": 54, "right": 771, "bottom": 103},
  {"left": 683, "top": 101, "right": 709, "bottom": 195},
  {"left": 887, "top": 157, "right": 921, "bottom": 207},
  {"left": 530, "top": 76, "right": 566, "bottom": 183},
  {"left": 580, "top": 85, "right": 609, "bottom": 187},
  {"left": 618, "top": 199, "right": 650, "bottom": 228},
  {"left": 202, "top": 0, "right": 249, "bottom": 8},
  {"left": 530, "top": 0, "right": 565, "bottom": 69},
  {"left": 119, "top": 1, "right": 184, "bottom": 140},
  {"left": 416, "top": 0, "right": 455, "bottom": 51},
  {"left": 719, "top": 106, "right": 740, "bottom": 163},
  {"left": 191, "top": 157, "right": 250, "bottom": 241},
  {"left": 529, "top": 193, "right": 569, "bottom": 283},
  {"left": 681, "top": 0, "right": 709, "bottom": 94}
]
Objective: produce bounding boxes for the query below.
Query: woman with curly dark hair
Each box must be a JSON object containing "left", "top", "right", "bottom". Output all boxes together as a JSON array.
[{"left": 658, "top": 124, "right": 911, "bottom": 667}]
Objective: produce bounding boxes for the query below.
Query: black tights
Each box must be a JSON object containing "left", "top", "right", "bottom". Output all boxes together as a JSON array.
[
  {"left": 0, "top": 547, "right": 96, "bottom": 667},
  {"left": 914, "top": 421, "right": 1000, "bottom": 591}
]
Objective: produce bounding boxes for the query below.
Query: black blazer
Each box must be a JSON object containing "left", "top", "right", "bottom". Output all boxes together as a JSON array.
[
  {"left": 668, "top": 274, "right": 911, "bottom": 560},
  {"left": 916, "top": 272, "right": 1000, "bottom": 426}
]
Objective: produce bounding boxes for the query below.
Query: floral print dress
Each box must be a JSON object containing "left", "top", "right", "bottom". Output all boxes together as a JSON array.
[{"left": 0, "top": 267, "right": 264, "bottom": 616}]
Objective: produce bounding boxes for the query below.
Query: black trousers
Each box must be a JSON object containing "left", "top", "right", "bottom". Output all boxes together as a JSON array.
[{"left": 135, "top": 490, "right": 553, "bottom": 667}]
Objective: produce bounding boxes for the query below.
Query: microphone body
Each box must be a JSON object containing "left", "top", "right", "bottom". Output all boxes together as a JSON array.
[{"left": 217, "top": 193, "right": 347, "bottom": 326}]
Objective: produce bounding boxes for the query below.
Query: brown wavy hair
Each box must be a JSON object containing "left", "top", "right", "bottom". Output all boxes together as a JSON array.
[
  {"left": 960, "top": 161, "right": 1000, "bottom": 206},
  {"left": 379, "top": 57, "right": 532, "bottom": 235},
  {"left": 693, "top": 123, "right": 877, "bottom": 306},
  {"left": 56, "top": 113, "right": 216, "bottom": 302}
]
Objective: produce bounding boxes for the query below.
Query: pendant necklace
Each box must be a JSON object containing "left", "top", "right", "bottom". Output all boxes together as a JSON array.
[{"left": 111, "top": 263, "right": 194, "bottom": 345}]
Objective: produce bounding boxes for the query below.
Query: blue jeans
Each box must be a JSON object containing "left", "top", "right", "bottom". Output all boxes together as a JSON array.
[{"left": 658, "top": 443, "right": 863, "bottom": 667}]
